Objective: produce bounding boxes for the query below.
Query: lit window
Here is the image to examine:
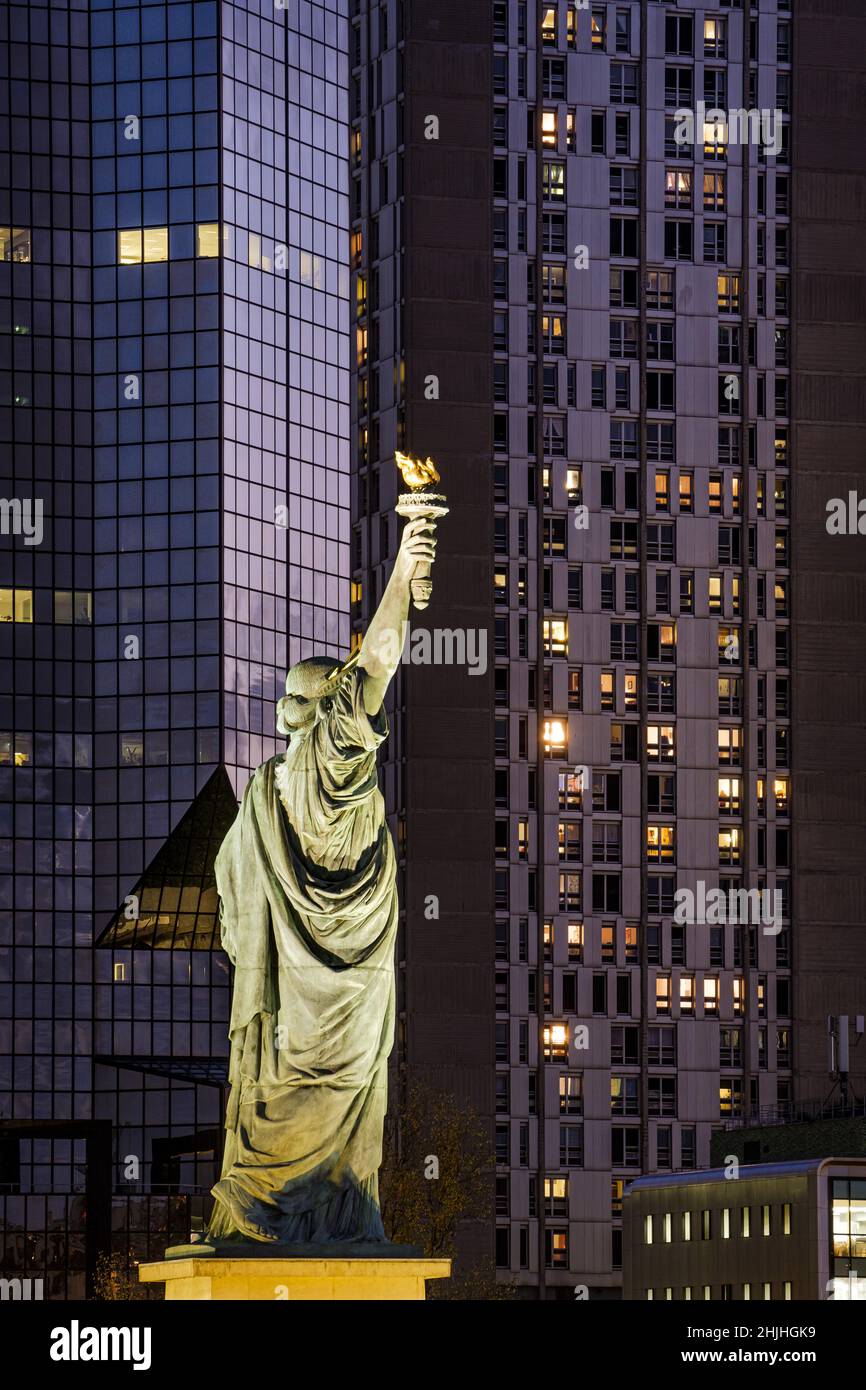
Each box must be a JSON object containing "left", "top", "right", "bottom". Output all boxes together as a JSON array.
[
  {"left": 543, "top": 162, "right": 566, "bottom": 200},
  {"left": 718, "top": 726, "right": 742, "bottom": 764},
  {"left": 543, "top": 1022, "right": 569, "bottom": 1060},
  {"left": 567, "top": 922, "right": 583, "bottom": 961},
  {"left": 644, "top": 1214, "right": 654, "bottom": 1245},
  {"left": 646, "top": 824, "right": 674, "bottom": 862},
  {"left": 704, "top": 978, "right": 719, "bottom": 1015},
  {"left": 196, "top": 223, "right": 220, "bottom": 257},
  {"left": 143, "top": 227, "right": 168, "bottom": 262},
  {"left": 118, "top": 229, "right": 142, "bottom": 264},
  {"left": 542, "top": 6, "right": 557, "bottom": 43},
  {"left": 0, "top": 733, "right": 32, "bottom": 766},
  {"left": 646, "top": 725, "right": 675, "bottom": 760},
  {"left": 663, "top": 1213, "right": 672, "bottom": 1244},
  {"left": 722, "top": 1208, "right": 731, "bottom": 1239},
  {"left": 655, "top": 975, "right": 671, "bottom": 1015},
  {"left": 682, "top": 1211, "right": 692, "bottom": 1241},
  {"left": 54, "top": 590, "right": 92, "bottom": 624},
  {"left": 733, "top": 977, "right": 745, "bottom": 1016},
  {"left": 541, "top": 110, "right": 557, "bottom": 147},
  {"left": 545, "top": 1175, "right": 569, "bottom": 1216},
  {"left": 542, "top": 719, "right": 568, "bottom": 755},
  {"left": 717, "top": 273, "right": 740, "bottom": 313},
  {"left": 0, "top": 227, "right": 32, "bottom": 262},
  {"left": 248, "top": 232, "right": 261, "bottom": 268},
  {"left": 703, "top": 113, "right": 727, "bottom": 157},
  {"left": 679, "top": 976, "right": 695, "bottom": 1014},
  {"left": 718, "top": 776, "right": 740, "bottom": 813},
  {"left": 0, "top": 588, "right": 33, "bottom": 623},
  {"left": 774, "top": 778, "right": 789, "bottom": 813},
  {"left": 543, "top": 617, "right": 568, "bottom": 655},
  {"left": 113, "top": 963, "right": 126, "bottom": 983},
  {"left": 120, "top": 735, "right": 144, "bottom": 767}
]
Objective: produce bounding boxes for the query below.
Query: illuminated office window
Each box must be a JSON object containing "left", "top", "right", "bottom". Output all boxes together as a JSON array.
[
  {"left": 0, "top": 588, "right": 33, "bottom": 622},
  {"left": 646, "top": 824, "right": 675, "bottom": 862},
  {"left": 117, "top": 230, "right": 141, "bottom": 262},
  {"left": 0, "top": 227, "right": 32, "bottom": 262},
  {"left": 120, "top": 735, "right": 144, "bottom": 767},
  {"left": 197, "top": 223, "right": 220, "bottom": 257},
  {"left": 542, "top": 718, "right": 568, "bottom": 756},
  {"left": 543, "top": 1022, "right": 569, "bottom": 1060},
  {"left": 143, "top": 227, "right": 168, "bottom": 261},
  {"left": 543, "top": 617, "right": 568, "bottom": 655},
  {"left": 680, "top": 976, "right": 695, "bottom": 1014},
  {"left": 118, "top": 228, "right": 168, "bottom": 264},
  {"left": 248, "top": 232, "right": 261, "bottom": 268},
  {"left": 54, "top": 590, "right": 92, "bottom": 624},
  {"left": 0, "top": 733, "right": 32, "bottom": 766}
]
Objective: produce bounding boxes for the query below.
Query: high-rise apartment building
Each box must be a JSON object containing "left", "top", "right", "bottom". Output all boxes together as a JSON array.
[
  {"left": 0, "top": 0, "right": 348, "bottom": 1297},
  {"left": 352, "top": 0, "right": 864, "bottom": 1299}
]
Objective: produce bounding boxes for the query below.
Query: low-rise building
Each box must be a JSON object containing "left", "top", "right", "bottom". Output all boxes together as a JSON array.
[{"left": 623, "top": 1158, "right": 866, "bottom": 1301}]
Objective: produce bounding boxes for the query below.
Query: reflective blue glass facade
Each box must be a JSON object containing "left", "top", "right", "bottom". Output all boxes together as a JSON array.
[{"left": 0, "top": 0, "right": 348, "bottom": 1297}]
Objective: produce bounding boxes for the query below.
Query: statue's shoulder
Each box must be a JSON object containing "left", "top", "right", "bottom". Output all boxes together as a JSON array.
[{"left": 245, "top": 755, "right": 283, "bottom": 795}]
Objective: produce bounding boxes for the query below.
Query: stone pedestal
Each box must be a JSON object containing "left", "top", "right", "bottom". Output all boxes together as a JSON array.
[{"left": 139, "top": 1253, "right": 451, "bottom": 1301}]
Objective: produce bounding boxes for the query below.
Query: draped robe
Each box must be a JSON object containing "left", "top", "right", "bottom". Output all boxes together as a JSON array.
[{"left": 208, "top": 670, "right": 397, "bottom": 1243}]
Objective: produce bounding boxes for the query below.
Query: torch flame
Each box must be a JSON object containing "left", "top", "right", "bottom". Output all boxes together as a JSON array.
[{"left": 394, "top": 450, "right": 440, "bottom": 490}]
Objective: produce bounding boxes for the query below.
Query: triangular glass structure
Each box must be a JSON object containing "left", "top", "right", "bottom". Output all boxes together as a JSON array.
[{"left": 96, "top": 766, "right": 238, "bottom": 949}]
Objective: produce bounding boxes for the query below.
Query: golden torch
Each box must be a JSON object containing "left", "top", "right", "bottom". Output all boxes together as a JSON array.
[{"left": 394, "top": 451, "right": 449, "bottom": 611}]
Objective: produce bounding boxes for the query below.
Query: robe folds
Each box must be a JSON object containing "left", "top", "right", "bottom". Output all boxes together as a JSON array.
[{"left": 208, "top": 671, "right": 397, "bottom": 1244}]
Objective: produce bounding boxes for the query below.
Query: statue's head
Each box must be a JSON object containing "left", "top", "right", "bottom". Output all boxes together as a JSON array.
[{"left": 276, "top": 656, "right": 344, "bottom": 735}]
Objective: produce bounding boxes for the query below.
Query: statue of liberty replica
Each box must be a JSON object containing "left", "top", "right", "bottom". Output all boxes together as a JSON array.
[{"left": 206, "top": 457, "right": 444, "bottom": 1246}]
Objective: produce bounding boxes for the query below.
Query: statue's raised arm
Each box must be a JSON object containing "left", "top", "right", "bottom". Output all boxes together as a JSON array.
[{"left": 355, "top": 516, "right": 438, "bottom": 714}]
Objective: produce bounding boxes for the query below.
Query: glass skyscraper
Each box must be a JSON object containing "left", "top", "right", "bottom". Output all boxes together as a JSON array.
[{"left": 0, "top": 0, "right": 348, "bottom": 1298}]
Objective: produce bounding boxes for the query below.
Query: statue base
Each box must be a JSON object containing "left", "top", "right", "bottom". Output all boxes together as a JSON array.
[{"left": 139, "top": 1248, "right": 451, "bottom": 1301}]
